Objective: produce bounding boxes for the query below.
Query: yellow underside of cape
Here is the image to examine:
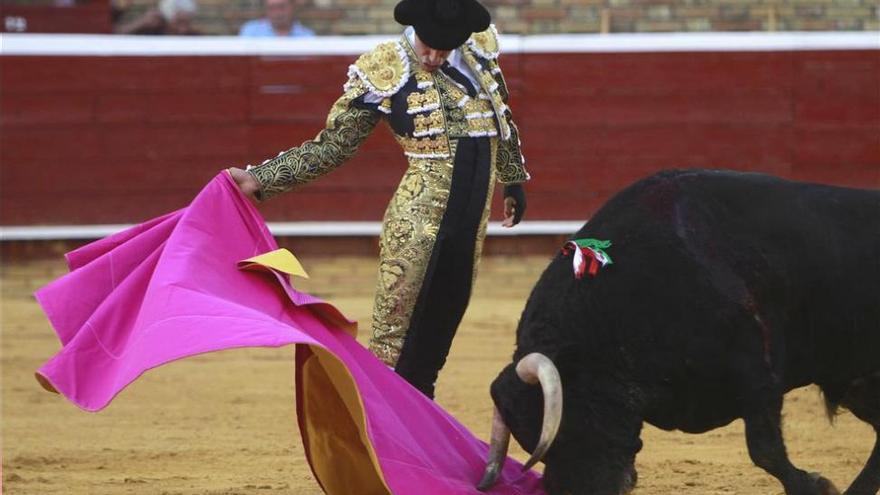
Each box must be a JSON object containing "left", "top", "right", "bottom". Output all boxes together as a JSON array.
[{"left": 301, "top": 346, "right": 391, "bottom": 495}]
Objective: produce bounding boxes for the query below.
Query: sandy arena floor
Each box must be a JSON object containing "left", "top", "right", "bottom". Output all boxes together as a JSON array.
[{"left": 2, "top": 255, "right": 874, "bottom": 494}]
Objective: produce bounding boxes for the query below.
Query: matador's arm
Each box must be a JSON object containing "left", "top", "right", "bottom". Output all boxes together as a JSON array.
[
  {"left": 247, "top": 41, "right": 411, "bottom": 200},
  {"left": 489, "top": 59, "right": 529, "bottom": 185},
  {"left": 467, "top": 26, "right": 529, "bottom": 185}
]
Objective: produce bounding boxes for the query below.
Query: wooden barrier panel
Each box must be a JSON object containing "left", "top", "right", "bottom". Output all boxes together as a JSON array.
[{"left": 1, "top": 37, "right": 878, "bottom": 226}]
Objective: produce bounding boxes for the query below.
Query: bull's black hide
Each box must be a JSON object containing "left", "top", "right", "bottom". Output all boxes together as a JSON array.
[{"left": 490, "top": 170, "right": 880, "bottom": 495}]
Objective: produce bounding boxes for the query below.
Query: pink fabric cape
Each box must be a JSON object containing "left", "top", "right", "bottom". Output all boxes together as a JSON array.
[{"left": 35, "top": 172, "right": 545, "bottom": 495}]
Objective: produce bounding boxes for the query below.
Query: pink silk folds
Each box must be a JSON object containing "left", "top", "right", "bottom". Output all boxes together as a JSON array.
[{"left": 34, "top": 172, "right": 544, "bottom": 495}]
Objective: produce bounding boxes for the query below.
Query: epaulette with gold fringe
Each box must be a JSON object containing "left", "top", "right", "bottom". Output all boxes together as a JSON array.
[
  {"left": 347, "top": 41, "right": 411, "bottom": 97},
  {"left": 466, "top": 24, "right": 500, "bottom": 61}
]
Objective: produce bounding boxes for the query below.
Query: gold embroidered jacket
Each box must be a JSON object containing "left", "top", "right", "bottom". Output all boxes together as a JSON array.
[{"left": 248, "top": 25, "right": 529, "bottom": 365}]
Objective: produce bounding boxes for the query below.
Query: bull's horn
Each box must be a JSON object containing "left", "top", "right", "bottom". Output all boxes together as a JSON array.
[
  {"left": 516, "top": 352, "right": 562, "bottom": 472},
  {"left": 477, "top": 407, "right": 511, "bottom": 491}
]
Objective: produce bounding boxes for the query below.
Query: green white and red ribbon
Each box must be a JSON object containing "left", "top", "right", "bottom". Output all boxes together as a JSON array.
[{"left": 562, "top": 238, "right": 613, "bottom": 279}]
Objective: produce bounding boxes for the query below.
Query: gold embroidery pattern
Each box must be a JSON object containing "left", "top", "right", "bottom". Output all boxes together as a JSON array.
[
  {"left": 433, "top": 73, "right": 470, "bottom": 137},
  {"left": 415, "top": 72, "right": 434, "bottom": 89},
  {"left": 462, "top": 97, "right": 491, "bottom": 118},
  {"left": 431, "top": 66, "right": 498, "bottom": 138},
  {"left": 462, "top": 96, "right": 497, "bottom": 137},
  {"left": 436, "top": 71, "right": 469, "bottom": 104},
  {"left": 486, "top": 59, "right": 509, "bottom": 102},
  {"left": 467, "top": 25, "right": 501, "bottom": 61},
  {"left": 476, "top": 53, "right": 529, "bottom": 184},
  {"left": 395, "top": 134, "right": 451, "bottom": 159},
  {"left": 413, "top": 109, "right": 444, "bottom": 137},
  {"left": 249, "top": 104, "right": 380, "bottom": 200},
  {"left": 328, "top": 76, "right": 369, "bottom": 128},
  {"left": 406, "top": 87, "right": 441, "bottom": 114},
  {"left": 350, "top": 41, "right": 409, "bottom": 96},
  {"left": 378, "top": 98, "right": 392, "bottom": 114},
  {"left": 460, "top": 47, "right": 510, "bottom": 140},
  {"left": 496, "top": 119, "right": 528, "bottom": 183},
  {"left": 368, "top": 142, "right": 458, "bottom": 366}
]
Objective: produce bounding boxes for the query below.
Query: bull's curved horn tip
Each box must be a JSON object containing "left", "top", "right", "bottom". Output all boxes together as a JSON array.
[
  {"left": 477, "top": 464, "right": 502, "bottom": 492},
  {"left": 477, "top": 406, "right": 511, "bottom": 492}
]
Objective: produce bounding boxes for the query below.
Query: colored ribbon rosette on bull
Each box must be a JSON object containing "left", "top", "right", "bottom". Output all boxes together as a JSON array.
[{"left": 561, "top": 238, "right": 613, "bottom": 279}]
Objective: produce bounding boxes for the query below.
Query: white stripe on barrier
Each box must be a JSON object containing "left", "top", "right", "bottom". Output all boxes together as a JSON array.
[
  {"left": 1, "top": 32, "right": 877, "bottom": 57},
  {"left": 0, "top": 221, "right": 585, "bottom": 241},
  {"left": 519, "top": 31, "right": 880, "bottom": 53},
  {"left": 0, "top": 34, "right": 393, "bottom": 56}
]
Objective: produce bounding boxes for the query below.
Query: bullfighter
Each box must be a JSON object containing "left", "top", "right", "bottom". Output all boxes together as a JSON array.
[{"left": 229, "top": 0, "right": 530, "bottom": 398}]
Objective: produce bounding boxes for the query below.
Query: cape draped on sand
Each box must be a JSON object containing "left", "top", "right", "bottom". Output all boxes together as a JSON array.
[{"left": 34, "top": 172, "right": 544, "bottom": 495}]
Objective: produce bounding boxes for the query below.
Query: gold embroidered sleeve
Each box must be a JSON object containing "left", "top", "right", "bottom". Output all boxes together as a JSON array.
[
  {"left": 247, "top": 87, "right": 381, "bottom": 200},
  {"left": 496, "top": 119, "right": 528, "bottom": 184},
  {"left": 491, "top": 61, "right": 530, "bottom": 184}
]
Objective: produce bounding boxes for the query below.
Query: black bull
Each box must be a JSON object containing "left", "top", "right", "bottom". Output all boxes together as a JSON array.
[{"left": 481, "top": 170, "right": 880, "bottom": 495}]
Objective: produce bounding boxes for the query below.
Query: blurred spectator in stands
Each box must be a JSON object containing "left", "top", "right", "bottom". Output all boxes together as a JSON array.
[
  {"left": 114, "top": 0, "right": 200, "bottom": 35},
  {"left": 239, "top": 0, "right": 314, "bottom": 37}
]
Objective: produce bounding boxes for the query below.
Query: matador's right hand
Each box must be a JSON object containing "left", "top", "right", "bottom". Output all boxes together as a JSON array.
[
  {"left": 502, "top": 183, "right": 527, "bottom": 227},
  {"left": 227, "top": 167, "right": 261, "bottom": 202}
]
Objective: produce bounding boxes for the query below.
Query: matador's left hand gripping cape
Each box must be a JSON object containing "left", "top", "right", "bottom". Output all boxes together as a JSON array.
[{"left": 248, "top": 26, "right": 529, "bottom": 369}]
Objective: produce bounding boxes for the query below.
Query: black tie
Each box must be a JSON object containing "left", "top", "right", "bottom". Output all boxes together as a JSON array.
[{"left": 441, "top": 62, "right": 477, "bottom": 97}]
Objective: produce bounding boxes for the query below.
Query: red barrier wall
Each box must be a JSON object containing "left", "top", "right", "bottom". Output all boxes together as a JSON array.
[{"left": 1, "top": 48, "right": 878, "bottom": 226}]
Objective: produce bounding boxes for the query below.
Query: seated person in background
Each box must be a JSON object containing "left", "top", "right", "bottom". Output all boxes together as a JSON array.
[
  {"left": 239, "top": 0, "right": 314, "bottom": 37},
  {"left": 114, "top": 0, "right": 199, "bottom": 35}
]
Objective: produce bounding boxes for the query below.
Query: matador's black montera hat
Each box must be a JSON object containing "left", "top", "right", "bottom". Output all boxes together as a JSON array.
[{"left": 394, "top": 0, "right": 491, "bottom": 50}]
